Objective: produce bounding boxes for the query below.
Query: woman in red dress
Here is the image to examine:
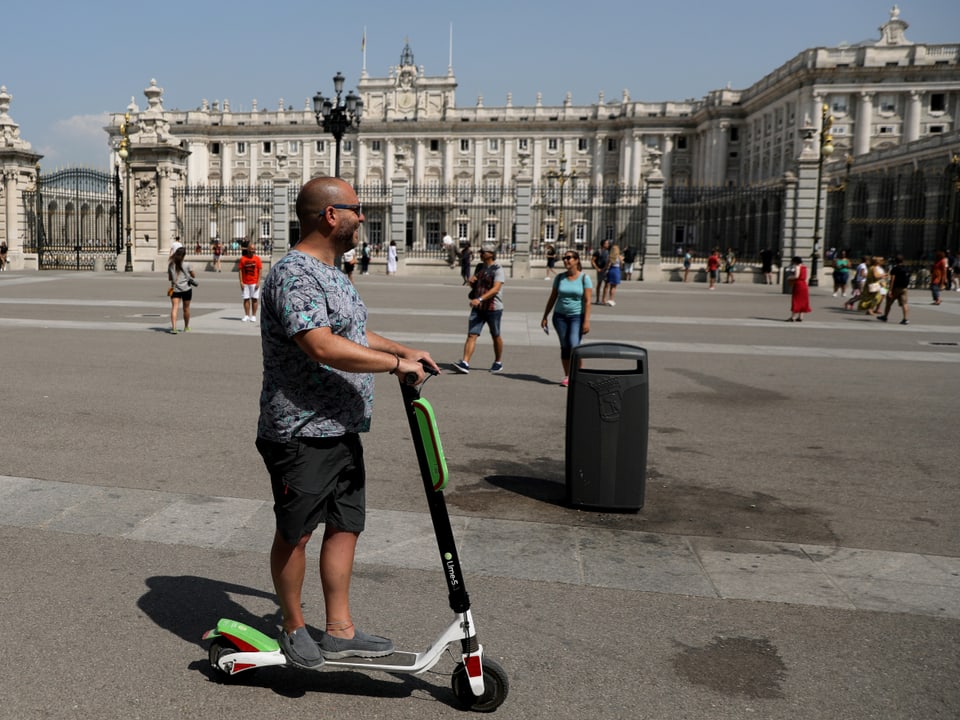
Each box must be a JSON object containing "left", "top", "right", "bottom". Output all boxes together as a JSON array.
[
  {"left": 788, "top": 256, "right": 811, "bottom": 322},
  {"left": 930, "top": 250, "right": 948, "bottom": 305}
]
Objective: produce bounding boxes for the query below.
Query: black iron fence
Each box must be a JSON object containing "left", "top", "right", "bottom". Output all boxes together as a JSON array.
[
  {"left": 22, "top": 168, "right": 122, "bottom": 270},
  {"left": 825, "top": 161, "right": 960, "bottom": 262},
  {"left": 173, "top": 185, "right": 276, "bottom": 257},
  {"left": 662, "top": 184, "right": 785, "bottom": 265}
]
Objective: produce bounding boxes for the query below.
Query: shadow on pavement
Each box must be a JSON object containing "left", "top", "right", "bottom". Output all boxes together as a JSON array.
[{"left": 485, "top": 474, "right": 567, "bottom": 507}]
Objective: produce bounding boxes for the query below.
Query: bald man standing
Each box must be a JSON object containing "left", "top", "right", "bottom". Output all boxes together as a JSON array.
[{"left": 256, "top": 177, "right": 439, "bottom": 668}]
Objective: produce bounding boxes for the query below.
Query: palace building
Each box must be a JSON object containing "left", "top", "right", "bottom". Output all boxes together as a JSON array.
[{"left": 109, "top": 7, "right": 958, "bottom": 192}]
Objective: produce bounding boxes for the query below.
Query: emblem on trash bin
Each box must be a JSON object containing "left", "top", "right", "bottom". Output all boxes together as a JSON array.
[{"left": 587, "top": 377, "right": 622, "bottom": 421}]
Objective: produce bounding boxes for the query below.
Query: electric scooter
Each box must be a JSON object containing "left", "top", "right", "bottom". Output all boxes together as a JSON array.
[{"left": 203, "top": 366, "right": 509, "bottom": 712}]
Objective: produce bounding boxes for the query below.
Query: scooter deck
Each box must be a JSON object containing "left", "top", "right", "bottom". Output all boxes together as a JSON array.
[{"left": 326, "top": 651, "right": 418, "bottom": 669}]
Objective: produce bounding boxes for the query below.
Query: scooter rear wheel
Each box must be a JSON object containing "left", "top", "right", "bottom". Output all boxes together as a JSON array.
[
  {"left": 451, "top": 657, "right": 509, "bottom": 712},
  {"left": 208, "top": 640, "right": 240, "bottom": 676}
]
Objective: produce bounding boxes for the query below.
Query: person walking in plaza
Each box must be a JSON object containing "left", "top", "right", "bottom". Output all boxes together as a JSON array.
[
  {"left": 622, "top": 246, "right": 636, "bottom": 281},
  {"left": 878, "top": 254, "right": 911, "bottom": 325},
  {"left": 256, "top": 176, "right": 438, "bottom": 669},
  {"left": 857, "top": 256, "right": 887, "bottom": 315},
  {"left": 385, "top": 240, "right": 397, "bottom": 275},
  {"left": 832, "top": 250, "right": 851, "bottom": 297},
  {"left": 601, "top": 244, "right": 622, "bottom": 306},
  {"left": 786, "top": 256, "right": 811, "bottom": 322},
  {"left": 591, "top": 239, "right": 610, "bottom": 303},
  {"left": 706, "top": 248, "right": 721, "bottom": 290},
  {"left": 212, "top": 239, "right": 223, "bottom": 272},
  {"left": 167, "top": 247, "right": 196, "bottom": 334},
  {"left": 760, "top": 247, "right": 774, "bottom": 285},
  {"left": 359, "top": 242, "right": 371, "bottom": 275},
  {"left": 682, "top": 247, "right": 693, "bottom": 282},
  {"left": 844, "top": 255, "right": 870, "bottom": 310},
  {"left": 342, "top": 246, "right": 357, "bottom": 284},
  {"left": 541, "top": 249, "right": 593, "bottom": 387},
  {"left": 724, "top": 247, "right": 737, "bottom": 284},
  {"left": 238, "top": 241, "right": 263, "bottom": 323},
  {"left": 452, "top": 247, "right": 505, "bottom": 374},
  {"left": 0, "top": 241, "right": 7, "bottom": 271},
  {"left": 460, "top": 241, "right": 474, "bottom": 285},
  {"left": 930, "top": 250, "right": 948, "bottom": 305},
  {"left": 544, "top": 243, "right": 557, "bottom": 280}
]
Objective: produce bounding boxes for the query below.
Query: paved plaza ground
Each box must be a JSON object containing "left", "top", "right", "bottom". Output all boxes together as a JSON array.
[{"left": 0, "top": 267, "right": 958, "bottom": 719}]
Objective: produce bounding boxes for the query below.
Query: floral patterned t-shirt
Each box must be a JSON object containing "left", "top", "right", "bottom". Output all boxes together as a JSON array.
[{"left": 257, "top": 250, "right": 374, "bottom": 440}]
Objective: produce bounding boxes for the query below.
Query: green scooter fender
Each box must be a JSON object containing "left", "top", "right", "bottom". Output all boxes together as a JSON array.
[{"left": 203, "top": 618, "right": 280, "bottom": 652}]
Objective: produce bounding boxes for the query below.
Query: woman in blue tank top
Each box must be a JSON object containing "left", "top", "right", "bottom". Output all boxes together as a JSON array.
[{"left": 540, "top": 249, "right": 593, "bottom": 387}]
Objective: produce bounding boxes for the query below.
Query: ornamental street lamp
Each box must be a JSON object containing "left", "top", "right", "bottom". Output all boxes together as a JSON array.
[
  {"left": 117, "top": 112, "right": 134, "bottom": 272},
  {"left": 545, "top": 154, "right": 577, "bottom": 244},
  {"left": 313, "top": 72, "right": 363, "bottom": 177},
  {"left": 811, "top": 103, "right": 835, "bottom": 287}
]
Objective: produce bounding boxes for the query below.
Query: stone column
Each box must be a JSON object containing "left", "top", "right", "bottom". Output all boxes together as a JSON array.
[
  {"left": 641, "top": 165, "right": 665, "bottom": 282},
  {"left": 631, "top": 133, "right": 644, "bottom": 188},
  {"left": 512, "top": 175, "right": 533, "bottom": 279},
  {"left": 593, "top": 133, "right": 606, "bottom": 185},
  {"left": 391, "top": 176, "right": 408, "bottom": 270},
  {"left": 854, "top": 92, "right": 874, "bottom": 156},
  {"left": 904, "top": 91, "right": 922, "bottom": 144},
  {"left": 780, "top": 171, "right": 798, "bottom": 294},
  {"left": 662, "top": 134, "right": 674, "bottom": 186},
  {"left": 443, "top": 137, "right": 454, "bottom": 184},
  {"left": 157, "top": 166, "right": 173, "bottom": 256},
  {"left": 272, "top": 179, "right": 290, "bottom": 257},
  {"left": 356, "top": 139, "right": 367, "bottom": 186}
]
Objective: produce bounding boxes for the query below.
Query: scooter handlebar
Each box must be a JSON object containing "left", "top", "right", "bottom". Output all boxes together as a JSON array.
[{"left": 403, "top": 359, "right": 439, "bottom": 386}]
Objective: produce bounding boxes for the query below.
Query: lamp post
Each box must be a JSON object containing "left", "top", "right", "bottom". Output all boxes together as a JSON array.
[
  {"left": 545, "top": 154, "right": 577, "bottom": 244},
  {"left": 811, "top": 103, "right": 835, "bottom": 287},
  {"left": 117, "top": 112, "right": 134, "bottom": 272},
  {"left": 313, "top": 72, "right": 363, "bottom": 178}
]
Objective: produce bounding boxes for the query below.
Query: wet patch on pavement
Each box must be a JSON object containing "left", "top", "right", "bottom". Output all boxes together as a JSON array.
[{"left": 673, "top": 635, "right": 787, "bottom": 699}]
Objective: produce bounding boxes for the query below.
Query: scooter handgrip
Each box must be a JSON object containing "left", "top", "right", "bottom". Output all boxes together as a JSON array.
[{"left": 403, "top": 371, "right": 419, "bottom": 385}]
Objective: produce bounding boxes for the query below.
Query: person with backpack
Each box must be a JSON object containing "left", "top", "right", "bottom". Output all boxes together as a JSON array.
[
  {"left": 878, "top": 254, "right": 911, "bottom": 325},
  {"left": 452, "top": 247, "right": 505, "bottom": 374}
]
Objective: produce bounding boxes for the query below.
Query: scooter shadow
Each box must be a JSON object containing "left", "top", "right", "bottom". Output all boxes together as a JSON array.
[{"left": 139, "top": 575, "right": 458, "bottom": 705}]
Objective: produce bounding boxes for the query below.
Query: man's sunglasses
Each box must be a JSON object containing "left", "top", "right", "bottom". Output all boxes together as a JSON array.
[{"left": 323, "top": 203, "right": 363, "bottom": 216}]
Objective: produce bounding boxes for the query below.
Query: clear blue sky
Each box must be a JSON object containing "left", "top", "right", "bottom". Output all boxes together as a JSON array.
[{"left": 1, "top": 0, "right": 957, "bottom": 168}]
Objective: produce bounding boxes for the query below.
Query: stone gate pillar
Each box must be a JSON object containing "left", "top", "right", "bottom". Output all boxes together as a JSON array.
[
  {"left": 780, "top": 171, "right": 799, "bottom": 294},
  {"left": 512, "top": 175, "right": 533, "bottom": 278},
  {"left": 391, "top": 176, "right": 408, "bottom": 271},
  {"left": 641, "top": 162, "right": 665, "bottom": 282},
  {"left": 0, "top": 86, "right": 41, "bottom": 270}
]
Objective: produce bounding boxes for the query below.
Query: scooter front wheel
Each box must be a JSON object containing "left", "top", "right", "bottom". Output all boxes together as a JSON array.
[{"left": 452, "top": 657, "right": 509, "bottom": 712}]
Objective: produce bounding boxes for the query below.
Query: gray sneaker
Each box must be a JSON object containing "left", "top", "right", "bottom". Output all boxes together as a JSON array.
[
  {"left": 279, "top": 627, "right": 324, "bottom": 668},
  {"left": 319, "top": 628, "right": 395, "bottom": 659},
  {"left": 452, "top": 360, "right": 470, "bottom": 374}
]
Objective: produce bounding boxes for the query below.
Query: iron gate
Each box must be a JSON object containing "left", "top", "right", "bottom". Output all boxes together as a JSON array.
[
  {"left": 662, "top": 184, "right": 784, "bottom": 263},
  {"left": 22, "top": 168, "right": 122, "bottom": 270}
]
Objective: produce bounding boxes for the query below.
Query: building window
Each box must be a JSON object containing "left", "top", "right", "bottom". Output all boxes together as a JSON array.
[
  {"left": 831, "top": 95, "right": 849, "bottom": 115},
  {"left": 488, "top": 138, "right": 499, "bottom": 152},
  {"left": 517, "top": 138, "right": 529, "bottom": 152},
  {"left": 607, "top": 138, "right": 617, "bottom": 152},
  {"left": 878, "top": 125, "right": 896, "bottom": 135},
  {"left": 460, "top": 139, "right": 470, "bottom": 152},
  {"left": 486, "top": 222, "right": 497, "bottom": 242},
  {"left": 730, "top": 127, "right": 740, "bottom": 142},
  {"left": 604, "top": 225, "right": 615, "bottom": 241},
  {"left": 371, "top": 140, "right": 382, "bottom": 152},
  {"left": 316, "top": 140, "right": 326, "bottom": 152},
  {"left": 430, "top": 139, "right": 439, "bottom": 152},
  {"left": 547, "top": 138, "right": 558, "bottom": 152},
  {"left": 263, "top": 141, "right": 272, "bottom": 154},
  {"left": 930, "top": 93, "right": 946, "bottom": 113},
  {"left": 879, "top": 95, "right": 897, "bottom": 114},
  {"left": 367, "top": 217, "right": 383, "bottom": 246},
  {"left": 676, "top": 136, "right": 688, "bottom": 150},
  {"left": 211, "top": 142, "right": 221, "bottom": 155},
  {"left": 544, "top": 223, "right": 556, "bottom": 241},
  {"left": 425, "top": 218, "right": 441, "bottom": 247},
  {"left": 574, "top": 223, "right": 586, "bottom": 243},
  {"left": 343, "top": 140, "right": 353, "bottom": 152},
  {"left": 578, "top": 138, "right": 588, "bottom": 152},
  {"left": 929, "top": 125, "right": 944, "bottom": 133},
  {"left": 260, "top": 219, "right": 271, "bottom": 238},
  {"left": 457, "top": 221, "right": 469, "bottom": 240},
  {"left": 237, "top": 142, "right": 247, "bottom": 155}
]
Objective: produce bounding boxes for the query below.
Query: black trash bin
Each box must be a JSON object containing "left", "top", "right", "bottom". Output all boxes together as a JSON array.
[{"left": 565, "top": 342, "right": 648, "bottom": 511}]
